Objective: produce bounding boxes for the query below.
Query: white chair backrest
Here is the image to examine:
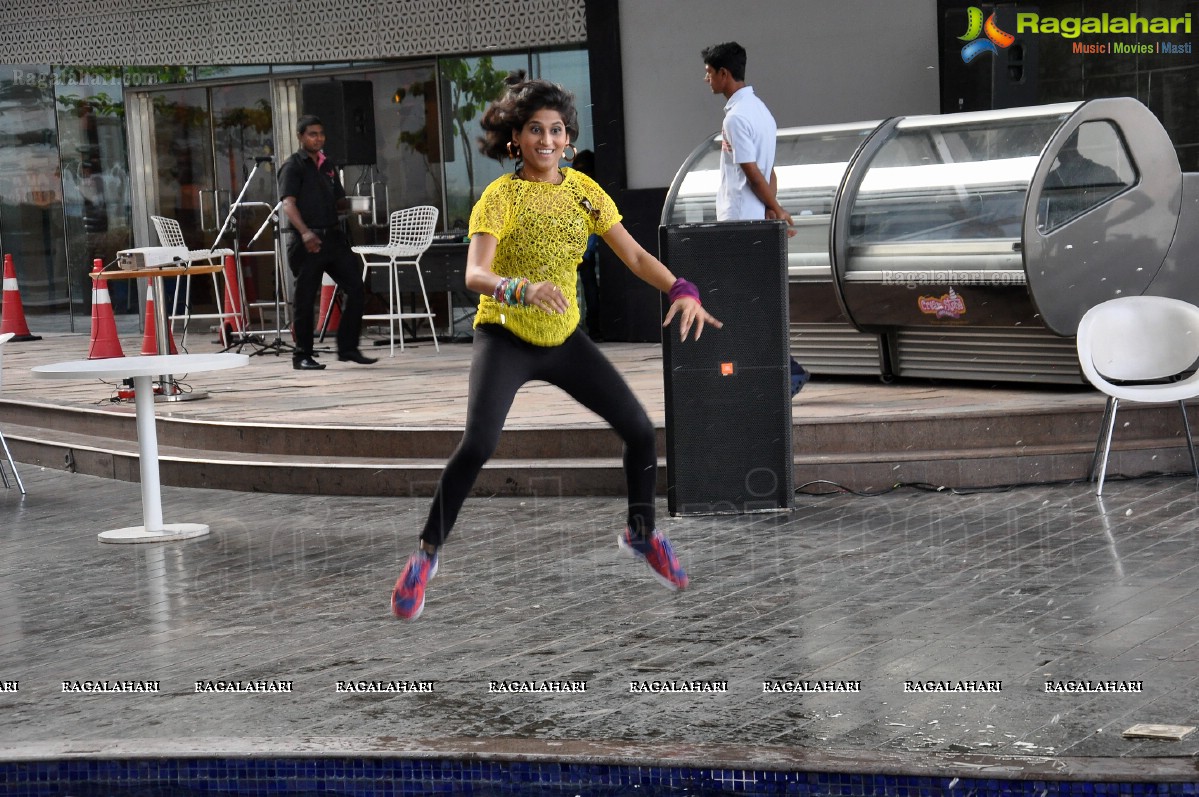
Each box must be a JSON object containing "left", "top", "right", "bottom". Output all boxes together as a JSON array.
[
  {"left": 1077, "top": 296, "right": 1199, "bottom": 386},
  {"left": 387, "top": 206, "right": 439, "bottom": 252},
  {"left": 0, "top": 331, "right": 12, "bottom": 394},
  {"left": 151, "top": 216, "right": 187, "bottom": 248}
]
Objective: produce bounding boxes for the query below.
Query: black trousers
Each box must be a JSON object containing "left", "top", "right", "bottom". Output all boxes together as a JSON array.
[
  {"left": 420, "top": 324, "right": 658, "bottom": 547},
  {"left": 288, "top": 230, "right": 365, "bottom": 356}
]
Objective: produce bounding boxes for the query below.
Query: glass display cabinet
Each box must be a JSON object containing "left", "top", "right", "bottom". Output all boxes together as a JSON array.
[
  {"left": 664, "top": 121, "right": 882, "bottom": 376},
  {"left": 664, "top": 97, "right": 1194, "bottom": 383}
]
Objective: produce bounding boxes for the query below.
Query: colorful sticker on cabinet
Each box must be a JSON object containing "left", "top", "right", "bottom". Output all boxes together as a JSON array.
[{"left": 918, "top": 288, "right": 967, "bottom": 319}]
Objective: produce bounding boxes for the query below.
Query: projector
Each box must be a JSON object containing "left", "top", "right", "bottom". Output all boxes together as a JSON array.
[{"left": 116, "top": 246, "right": 188, "bottom": 270}]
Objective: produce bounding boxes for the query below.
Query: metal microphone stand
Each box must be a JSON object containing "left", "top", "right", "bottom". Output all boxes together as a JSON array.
[
  {"left": 212, "top": 157, "right": 277, "bottom": 354},
  {"left": 245, "top": 200, "right": 295, "bottom": 357}
]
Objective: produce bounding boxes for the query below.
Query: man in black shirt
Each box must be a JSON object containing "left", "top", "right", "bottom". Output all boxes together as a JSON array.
[{"left": 279, "top": 115, "right": 375, "bottom": 370}]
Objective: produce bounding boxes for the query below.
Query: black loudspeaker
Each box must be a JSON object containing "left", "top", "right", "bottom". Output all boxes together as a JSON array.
[
  {"left": 301, "top": 80, "right": 377, "bottom": 165},
  {"left": 660, "top": 221, "right": 794, "bottom": 516},
  {"left": 940, "top": 3, "right": 1038, "bottom": 113}
]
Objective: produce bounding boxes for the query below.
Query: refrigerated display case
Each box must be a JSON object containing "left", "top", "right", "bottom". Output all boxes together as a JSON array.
[
  {"left": 663, "top": 97, "right": 1196, "bottom": 384},
  {"left": 664, "top": 121, "right": 883, "bottom": 376}
]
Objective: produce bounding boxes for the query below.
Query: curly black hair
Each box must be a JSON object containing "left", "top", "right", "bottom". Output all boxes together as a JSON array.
[{"left": 478, "top": 70, "right": 580, "bottom": 162}]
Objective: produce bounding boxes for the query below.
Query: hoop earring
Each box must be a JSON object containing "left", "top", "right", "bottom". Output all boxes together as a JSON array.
[
  {"left": 507, "top": 141, "right": 519, "bottom": 159},
  {"left": 563, "top": 144, "right": 578, "bottom": 162}
]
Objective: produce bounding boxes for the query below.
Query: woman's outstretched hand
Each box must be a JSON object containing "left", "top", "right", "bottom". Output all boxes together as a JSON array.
[{"left": 663, "top": 297, "right": 723, "bottom": 341}]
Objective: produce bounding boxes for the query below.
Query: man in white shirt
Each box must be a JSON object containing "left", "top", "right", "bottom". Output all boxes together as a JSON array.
[
  {"left": 702, "top": 41, "right": 793, "bottom": 226},
  {"left": 703, "top": 41, "right": 807, "bottom": 394}
]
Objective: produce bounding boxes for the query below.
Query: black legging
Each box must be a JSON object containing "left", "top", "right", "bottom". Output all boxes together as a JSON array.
[{"left": 420, "top": 324, "right": 657, "bottom": 547}]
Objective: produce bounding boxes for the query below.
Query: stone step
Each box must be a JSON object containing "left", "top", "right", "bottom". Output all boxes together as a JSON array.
[
  {"left": 4, "top": 404, "right": 1196, "bottom": 497},
  {"left": 9, "top": 394, "right": 1180, "bottom": 460}
]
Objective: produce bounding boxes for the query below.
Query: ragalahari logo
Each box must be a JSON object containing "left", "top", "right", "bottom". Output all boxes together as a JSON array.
[{"left": 959, "top": 7, "right": 1016, "bottom": 62}]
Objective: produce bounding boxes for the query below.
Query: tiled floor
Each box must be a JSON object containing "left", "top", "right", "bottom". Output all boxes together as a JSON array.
[{"left": 1, "top": 466, "right": 1197, "bottom": 771}]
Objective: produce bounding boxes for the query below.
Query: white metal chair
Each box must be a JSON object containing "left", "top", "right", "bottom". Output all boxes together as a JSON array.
[
  {"left": 0, "top": 332, "right": 26, "bottom": 494},
  {"left": 352, "top": 206, "right": 440, "bottom": 356},
  {"left": 151, "top": 215, "right": 234, "bottom": 346},
  {"left": 1076, "top": 295, "right": 1199, "bottom": 495}
]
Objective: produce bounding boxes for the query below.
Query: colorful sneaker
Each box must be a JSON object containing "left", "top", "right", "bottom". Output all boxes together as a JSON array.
[
  {"left": 391, "top": 549, "right": 438, "bottom": 620},
  {"left": 618, "top": 528, "right": 688, "bottom": 590}
]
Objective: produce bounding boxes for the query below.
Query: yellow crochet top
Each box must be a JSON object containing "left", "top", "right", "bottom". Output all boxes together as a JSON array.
[{"left": 470, "top": 168, "right": 621, "bottom": 346}]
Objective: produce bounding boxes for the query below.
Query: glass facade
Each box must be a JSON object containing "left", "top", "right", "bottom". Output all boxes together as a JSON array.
[
  {"left": 439, "top": 51, "right": 594, "bottom": 230},
  {"left": 440, "top": 54, "right": 529, "bottom": 230},
  {"left": 333, "top": 63, "right": 443, "bottom": 238},
  {"left": 54, "top": 67, "right": 135, "bottom": 321},
  {"left": 0, "top": 50, "right": 591, "bottom": 329},
  {"left": 0, "top": 66, "right": 69, "bottom": 318}
]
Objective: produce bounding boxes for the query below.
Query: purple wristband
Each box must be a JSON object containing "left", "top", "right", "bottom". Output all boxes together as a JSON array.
[{"left": 668, "top": 277, "right": 701, "bottom": 305}]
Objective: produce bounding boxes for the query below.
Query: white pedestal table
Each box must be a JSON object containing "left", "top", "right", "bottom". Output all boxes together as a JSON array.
[{"left": 32, "top": 353, "right": 250, "bottom": 543}]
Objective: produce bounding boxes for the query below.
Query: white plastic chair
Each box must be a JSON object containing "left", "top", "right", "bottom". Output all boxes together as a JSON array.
[
  {"left": 0, "top": 331, "right": 26, "bottom": 494},
  {"left": 1076, "top": 295, "right": 1199, "bottom": 495},
  {"left": 352, "top": 206, "right": 440, "bottom": 356},
  {"left": 151, "top": 216, "right": 234, "bottom": 346}
]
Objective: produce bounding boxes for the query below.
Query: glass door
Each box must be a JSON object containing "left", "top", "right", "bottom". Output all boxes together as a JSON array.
[
  {"left": 210, "top": 82, "right": 276, "bottom": 310},
  {"left": 138, "top": 81, "right": 273, "bottom": 314},
  {"left": 147, "top": 86, "right": 214, "bottom": 249}
]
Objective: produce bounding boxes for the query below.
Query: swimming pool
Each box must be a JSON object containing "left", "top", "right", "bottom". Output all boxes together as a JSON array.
[{"left": 3, "top": 756, "right": 1198, "bottom": 797}]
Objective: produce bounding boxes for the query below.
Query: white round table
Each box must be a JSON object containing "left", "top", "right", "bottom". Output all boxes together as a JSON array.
[{"left": 32, "top": 353, "right": 250, "bottom": 543}]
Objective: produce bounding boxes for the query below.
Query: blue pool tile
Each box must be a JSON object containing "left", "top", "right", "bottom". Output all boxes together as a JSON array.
[{"left": 0, "top": 758, "right": 1198, "bottom": 797}]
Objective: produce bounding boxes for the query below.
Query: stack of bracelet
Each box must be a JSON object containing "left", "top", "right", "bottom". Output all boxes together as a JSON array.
[{"left": 493, "top": 276, "right": 532, "bottom": 306}]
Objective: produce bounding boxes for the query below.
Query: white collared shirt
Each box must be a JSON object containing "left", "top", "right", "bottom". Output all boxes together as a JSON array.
[{"left": 716, "top": 85, "right": 778, "bottom": 221}]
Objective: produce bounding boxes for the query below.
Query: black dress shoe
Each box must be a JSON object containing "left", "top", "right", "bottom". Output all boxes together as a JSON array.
[
  {"left": 293, "top": 355, "right": 326, "bottom": 370},
  {"left": 338, "top": 350, "right": 378, "bottom": 365}
]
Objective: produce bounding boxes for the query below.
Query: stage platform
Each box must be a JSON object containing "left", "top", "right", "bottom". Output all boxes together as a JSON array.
[{"left": 0, "top": 332, "right": 1196, "bottom": 497}]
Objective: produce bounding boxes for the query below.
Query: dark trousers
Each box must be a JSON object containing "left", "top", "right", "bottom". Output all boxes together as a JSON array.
[
  {"left": 288, "top": 230, "right": 365, "bottom": 356},
  {"left": 420, "top": 324, "right": 658, "bottom": 547}
]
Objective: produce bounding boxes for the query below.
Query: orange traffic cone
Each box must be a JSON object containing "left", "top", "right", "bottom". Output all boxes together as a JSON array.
[
  {"left": 87, "top": 259, "right": 124, "bottom": 360},
  {"left": 0, "top": 254, "right": 43, "bottom": 341},
  {"left": 318, "top": 272, "right": 341, "bottom": 336},
  {"left": 140, "top": 281, "right": 178, "bottom": 355},
  {"left": 221, "top": 255, "right": 245, "bottom": 345}
]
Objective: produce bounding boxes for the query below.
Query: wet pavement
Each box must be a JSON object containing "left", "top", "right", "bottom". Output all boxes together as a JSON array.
[{"left": 1, "top": 466, "right": 1197, "bottom": 771}]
